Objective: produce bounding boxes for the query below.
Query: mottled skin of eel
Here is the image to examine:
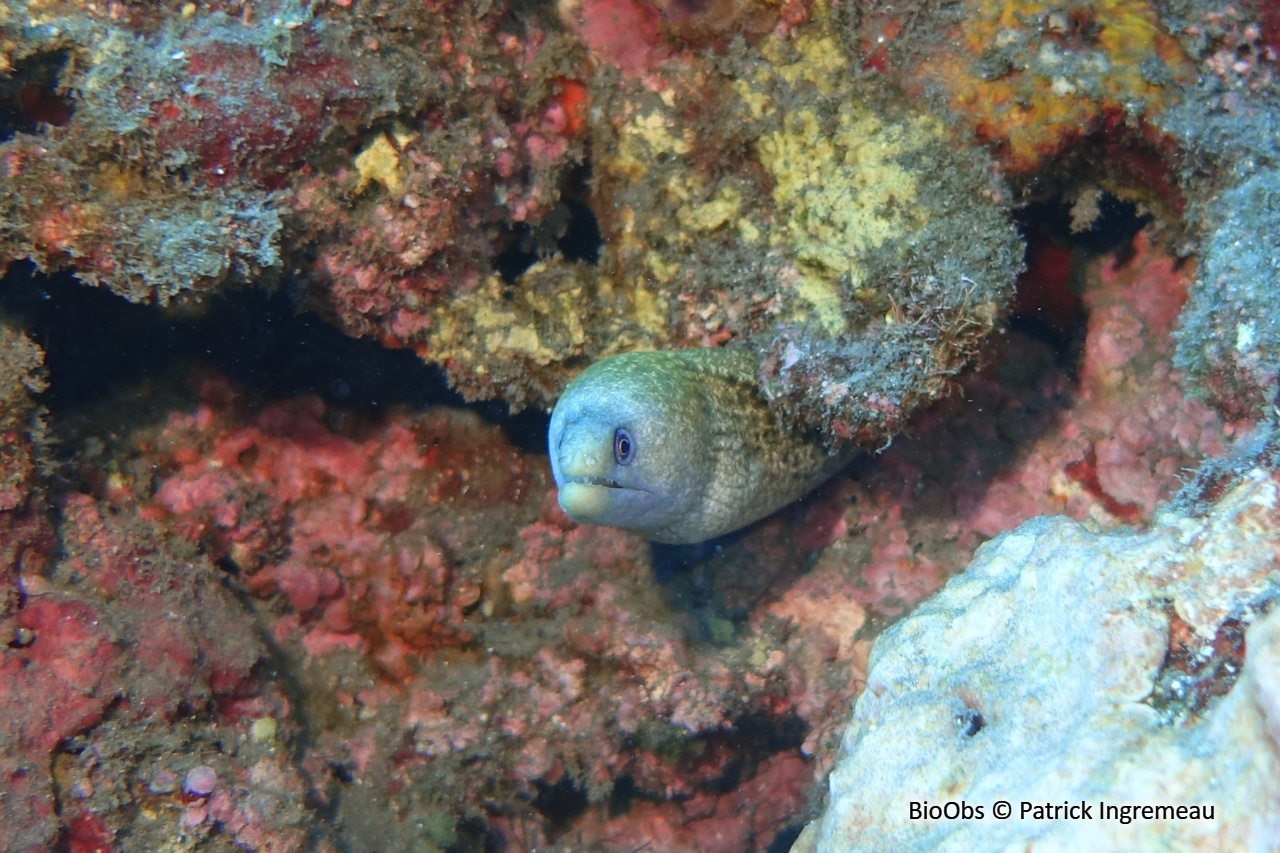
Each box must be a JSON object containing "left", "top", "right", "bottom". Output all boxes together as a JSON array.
[{"left": 548, "top": 348, "right": 850, "bottom": 544}]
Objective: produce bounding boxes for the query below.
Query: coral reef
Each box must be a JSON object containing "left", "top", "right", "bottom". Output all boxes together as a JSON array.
[
  {"left": 1, "top": 227, "right": 1253, "bottom": 853},
  {"left": 887, "top": 0, "right": 1193, "bottom": 174},
  {"left": 1, "top": 0, "right": 1023, "bottom": 444},
  {"left": 146, "top": 376, "right": 528, "bottom": 674},
  {"left": 2, "top": 0, "right": 1280, "bottom": 848},
  {"left": 0, "top": 318, "right": 50, "bottom": 615},
  {"left": 37, "top": 374, "right": 841, "bottom": 851},
  {"left": 559, "top": 8, "right": 1024, "bottom": 445},
  {"left": 1, "top": 0, "right": 1276, "bottom": 440},
  {"left": 0, "top": 225, "right": 1263, "bottom": 848},
  {"left": 794, "top": 468, "right": 1280, "bottom": 852},
  {"left": 0, "top": 484, "right": 283, "bottom": 851},
  {"left": 0, "top": 0, "right": 581, "bottom": 314}
]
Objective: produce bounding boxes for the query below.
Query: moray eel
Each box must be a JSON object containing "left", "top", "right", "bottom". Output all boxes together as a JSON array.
[{"left": 547, "top": 348, "right": 849, "bottom": 544}]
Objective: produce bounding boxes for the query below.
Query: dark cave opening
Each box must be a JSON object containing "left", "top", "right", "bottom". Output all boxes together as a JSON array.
[
  {"left": 1008, "top": 190, "right": 1152, "bottom": 369},
  {"left": 0, "top": 49, "right": 74, "bottom": 142},
  {"left": 0, "top": 262, "right": 551, "bottom": 453},
  {"left": 530, "top": 776, "right": 590, "bottom": 838},
  {"left": 493, "top": 195, "right": 603, "bottom": 283}
]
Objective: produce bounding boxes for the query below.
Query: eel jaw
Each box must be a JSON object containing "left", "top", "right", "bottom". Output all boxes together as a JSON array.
[
  {"left": 562, "top": 474, "right": 625, "bottom": 489},
  {"left": 557, "top": 477, "right": 649, "bottom": 522}
]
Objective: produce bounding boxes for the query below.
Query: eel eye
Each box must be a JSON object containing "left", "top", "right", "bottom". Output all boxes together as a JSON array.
[{"left": 613, "top": 428, "right": 635, "bottom": 465}]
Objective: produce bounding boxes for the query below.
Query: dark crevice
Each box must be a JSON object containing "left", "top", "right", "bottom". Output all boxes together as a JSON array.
[
  {"left": 493, "top": 162, "right": 602, "bottom": 283},
  {"left": 1017, "top": 191, "right": 1151, "bottom": 256},
  {"left": 1009, "top": 192, "right": 1150, "bottom": 367},
  {"left": 449, "top": 816, "right": 505, "bottom": 853},
  {"left": 493, "top": 195, "right": 602, "bottom": 282},
  {"left": 0, "top": 262, "right": 550, "bottom": 452},
  {"left": 610, "top": 712, "right": 808, "bottom": 809},
  {"left": 531, "top": 776, "right": 590, "bottom": 838},
  {"left": 608, "top": 773, "right": 638, "bottom": 817},
  {"left": 766, "top": 825, "right": 805, "bottom": 853},
  {"left": 0, "top": 49, "right": 73, "bottom": 142}
]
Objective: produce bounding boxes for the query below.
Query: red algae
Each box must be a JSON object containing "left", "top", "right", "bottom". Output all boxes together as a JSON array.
[
  {"left": 560, "top": 0, "right": 671, "bottom": 76},
  {"left": 149, "top": 39, "right": 369, "bottom": 189},
  {"left": 27, "top": 373, "right": 839, "bottom": 851},
  {"left": 944, "top": 231, "right": 1231, "bottom": 531},
  {"left": 0, "top": 222, "right": 1248, "bottom": 849},
  {"left": 148, "top": 378, "right": 536, "bottom": 673},
  {"left": 0, "top": 503, "right": 273, "bottom": 850}
]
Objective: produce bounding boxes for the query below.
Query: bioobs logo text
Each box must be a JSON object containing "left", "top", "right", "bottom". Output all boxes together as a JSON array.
[{"left": 909, "top": 800, "right": 984, "bottom": 820}]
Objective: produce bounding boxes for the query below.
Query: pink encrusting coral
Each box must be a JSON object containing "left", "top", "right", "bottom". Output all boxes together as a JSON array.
[
  {"left": 0, "top": 477, "right": 296, "bottom": 851},
  {"left": 56, "top": 495, "right": 263, "bottom": 719},
  {"left": 120, "top": 374, "right": 831, "bottom": 850},
  {"left": 148, "top": 377, "right": 525, "bottom": 673},
  {"left": 720, "top": 230, "right": 1242, "bottom": 630},
  {"left": 559, "top": 0, "right": 672, "bottom": 76},
  {"left": 0, "top": 324, "right": 343, "bottom": 852},
  {"left": 959, "top": 230, "right": 1238, "bottom": 533},
  {"left": 557, "top": 0, "right": 792, "bottom": 77},
  {"left": 0, "top": 594, "right": 121, "bottom": 850}
]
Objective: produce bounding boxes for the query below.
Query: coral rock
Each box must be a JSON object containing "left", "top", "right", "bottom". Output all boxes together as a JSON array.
[{"left": 796, "top": 469, "right": 1280, "bottom": 852}]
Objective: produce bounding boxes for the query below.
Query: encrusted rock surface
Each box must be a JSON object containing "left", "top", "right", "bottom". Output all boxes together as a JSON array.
[{"left": 795, "top": 469, "right": 1280, "bottom": 852}]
